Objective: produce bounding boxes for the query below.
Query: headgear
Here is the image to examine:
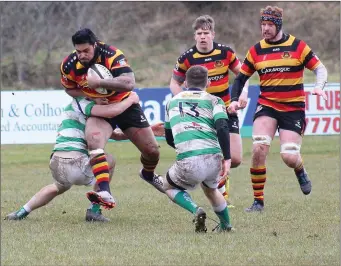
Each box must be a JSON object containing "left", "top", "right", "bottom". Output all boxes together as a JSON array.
[{"left": 260, "top": 8, "right": 283, "bottom": 34}]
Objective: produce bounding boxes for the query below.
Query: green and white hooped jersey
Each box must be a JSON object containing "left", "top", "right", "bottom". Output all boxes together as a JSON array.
[
  {"left": 165, "top": 89, "right": 228, "bottom": 160},
  {"left": 53, "top": 97, "right": 95, "bottom": 155}
]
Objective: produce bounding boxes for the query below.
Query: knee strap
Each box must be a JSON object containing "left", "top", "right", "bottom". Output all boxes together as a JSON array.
[
  {"left": 280, "top": 142, "right": 301, "bottom": 154},
  {"left": 252, "top": 135, "right": 272, "bottom": 146}
]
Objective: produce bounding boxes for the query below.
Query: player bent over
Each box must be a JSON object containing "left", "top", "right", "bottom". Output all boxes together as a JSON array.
[
  {"left": 163, "top": 65, "right": 234, "bottom": 233},
  {"left": 5, "top": 93, "right": 139, "bottom": 222}
]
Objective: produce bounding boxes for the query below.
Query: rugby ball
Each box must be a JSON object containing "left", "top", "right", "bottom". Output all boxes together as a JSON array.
[{"left": 87, "top": 64, "right": 113, "bottom": 95}]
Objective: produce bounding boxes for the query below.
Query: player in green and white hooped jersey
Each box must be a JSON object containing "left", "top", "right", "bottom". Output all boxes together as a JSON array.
[
  {"left": 5, "top": 93, "right": 139, "bottom": 222},
  {"left": 163, "top": 65, "right": 234, "bottom": 233}
]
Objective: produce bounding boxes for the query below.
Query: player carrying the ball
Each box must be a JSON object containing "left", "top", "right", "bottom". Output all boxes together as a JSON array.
[{"left": 60, "top": 28, "right": 164, "bottom": 209}]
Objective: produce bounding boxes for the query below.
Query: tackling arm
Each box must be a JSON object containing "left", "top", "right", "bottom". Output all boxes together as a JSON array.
[{"left": 215, "top": 118, "right": 231, "bottom": 160}]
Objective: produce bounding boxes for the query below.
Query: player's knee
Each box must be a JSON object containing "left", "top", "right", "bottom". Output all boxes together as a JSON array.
[
  {"left": 142, "top": 144, "right": 160, "bottom": 160},
  {"left": 280, "top": 142, "right": 301, "bottom": 168}
]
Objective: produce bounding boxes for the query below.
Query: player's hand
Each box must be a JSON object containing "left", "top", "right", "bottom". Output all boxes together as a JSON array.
[
  {"left": 312, "top": 88, "right": 327, "bottom": 100},
  {"left": 87, "top": 74, "right": 101, "bottom": 89},
  {"left": 151, "top": 122, "right": 165, "bottom": 137},
  {"left": 220, "top": 159, "right": 231, "bottom": 177},
  {"left": 238, "top": 90, "right": 248, "bottom": 109},
  {"left": 227, "top": 101, "right": 240, "bottom": 114},
  {"left": 127, "top": 92, "right": 140, "bottom": 104},
  {"left": 92, "top": 97, "right": 109, "bottom": 105}
]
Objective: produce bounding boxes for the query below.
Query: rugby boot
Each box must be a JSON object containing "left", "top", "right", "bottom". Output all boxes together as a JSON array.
[
  {"left": 86, "top": 191, "right": 116, "bottom": 210},
  {"left": 192, "top": 207, "right": 207, "bottom": 233},
  {"left": 139, "top": 169, "right": 165, "bottom": 193},
  {"left": 85, "top": 209, "right": 110, "bottom": 222},
  {"left": 245, "top": 200, "right": 264, "bottom": 212},
  {"left": 296, "top": 169, "right": 312, "bottom": 195}
]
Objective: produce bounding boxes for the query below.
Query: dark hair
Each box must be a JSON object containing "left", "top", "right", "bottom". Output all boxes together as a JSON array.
[
  {"left": 71, "top": 28, "right": 98, "bottom": 46},
  {"left": 186, "top": 65, "right": 208, "bottom": 89}
]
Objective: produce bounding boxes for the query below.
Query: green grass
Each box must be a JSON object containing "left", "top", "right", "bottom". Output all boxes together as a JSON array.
[{"left": 1, "top": 136, "right": 340, "bottom": 265}]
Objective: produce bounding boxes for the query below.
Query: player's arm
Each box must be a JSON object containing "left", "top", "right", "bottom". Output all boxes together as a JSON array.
[
  {"left": 169, "top": 75, "right": 184, "bottom": 96},
  {"left": 164, "top": 101, "right": 175, "bottom": 148},
  {"left": 300, "top": 42, "right": 328, "bottom": 100},
  {"left": 90, "top": 91, "right": 139, "bottom": 118},
  {"left": 170, "top": 56, "right": 188, "bottom": 96},
  {"left": 87, "top": 72, "right": 135, "bottom": 92},
  {"left": 230, "top": 62, "right": 250, "bottom": 109},
  {"left": 229, "top": 50, "right": 255, "bottom": 113},
  {"left": 213, "top": 98, "right": 231, "bottom": 161}
]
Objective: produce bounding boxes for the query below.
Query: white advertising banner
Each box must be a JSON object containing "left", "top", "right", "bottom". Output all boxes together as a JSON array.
[
  {"left": 1, "top": 84, "right": 340, "bottom": 144},
  {"left": 304, "top": 83, "right": 340, "bottom": 135},
  {"left": 1, "top": 91, "right": 72, "bottom": 144}
]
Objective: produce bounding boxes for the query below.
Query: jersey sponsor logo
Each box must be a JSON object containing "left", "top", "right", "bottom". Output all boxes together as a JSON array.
[
  {"left": 282, "top": 51, "right": 291, "bottom": 59},
  {"left": 260, "top": 67, "right": 291, "bottom": 74},
  {"left": 214, "top": 60, "right": 224, "bottom": 68},
  {"left": 273, "top": 48, "right": 280, "bottom": 51},
  {"left": 208, "top": 74, "right": 224, "bottom": 82},
  {"left": 205, "top": 58, "right": 212, "bottom": 62},
  {"left": 184, "top": 122, "right": 203, "bottom": 130}
]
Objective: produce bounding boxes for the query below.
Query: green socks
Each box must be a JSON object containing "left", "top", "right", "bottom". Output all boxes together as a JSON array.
[
  {"left": 173, "top": 191, "right": 198, "bottom": 214},
  {"left": 215, "top": 207, "right": 231, "bottom": 228},
  {"left": 89, "top": 203, "right": 101, "bottom": 213}
]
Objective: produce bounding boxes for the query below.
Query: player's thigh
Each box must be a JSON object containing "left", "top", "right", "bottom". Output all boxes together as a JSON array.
[
  {"left": 252, "top": 105, "right": 278, "bottom": 137},
  {"left": 85, "top": 117, "right": 112, "bottom": 148},
  {"left": 124, "top": 126, "right": 159, "bottom": 154}
]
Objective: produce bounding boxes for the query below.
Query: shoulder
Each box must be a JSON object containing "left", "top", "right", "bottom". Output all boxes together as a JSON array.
[
  {"left": 177, "top": 45, "right": 196, "bottom": 63},
  {"left": 61, "top": 52, "right": 78, "bottom": 74},
  {"left": 98, "top": 42, "right": 124, "bottom": 57},
  {"left": 214, "top": 42, "right": 235, "bottom": 53}
]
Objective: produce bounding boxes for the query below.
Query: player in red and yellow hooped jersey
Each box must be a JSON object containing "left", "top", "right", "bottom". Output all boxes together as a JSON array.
[
  {"left": 60, "top": 29, "right": 164, "bottom": 209},
  {"left": 229, "top": 6, "right": 328, "bottom": 212},
  {"left": 170, "top": 15, "right": 250, "bottom": 208}
]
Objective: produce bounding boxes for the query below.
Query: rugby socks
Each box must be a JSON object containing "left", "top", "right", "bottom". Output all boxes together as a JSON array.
[
  {"left": 294, "top": 160, "right": 305, "bottom": 177},
  {"left": 88, "top": 203, "right": 101, "bottom": 213},
  {"left": 250, "top": 166, "right": 266, "bottom": 205},
  {"left": 140, "top": 154, "right": 159, "bottom": 181},
  {"left": 213, "top": 202, "right": 231, "bottom": 228},
  {"left": 90, "top": 154, "right": 111, "bottom": 193},
  {"left": 171, "top": 190, "right": 198, "bottom": 214},
  {"left": 15, "top": 207, "right": 30, "bottom": 219}
]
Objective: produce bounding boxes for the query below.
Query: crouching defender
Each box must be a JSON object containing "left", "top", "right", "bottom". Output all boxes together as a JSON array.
[
  {"left": 5, "top": 93, "right": 139, "bottom": 222},
  {"left": 163, "top": 65, "right": 234, "bottom": 233}
]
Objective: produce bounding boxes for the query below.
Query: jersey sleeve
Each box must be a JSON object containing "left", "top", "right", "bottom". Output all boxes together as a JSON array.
[
  {"left": 240, "top": 47, "right": 257, "bottom": 77},
  {"left": 299, "top": 40, "right": 321, "bottom": 71},
  {"left": 60, "top": 59, "right": 77, "bottom": 89},
  {"left": 212, "top": 97, "right": 228, "bottom": 122},
  {"left": 227, "top": 47, "right": 241, "bottom": 70},
  {"left": 75, "top": 97, "right": 96, "bottom": 116},
  {"left": 172, "top": 53, "right": 190, "bottom": 84},
  {"left": 107, "top": 48, "right": 134, "bottom": 77}
]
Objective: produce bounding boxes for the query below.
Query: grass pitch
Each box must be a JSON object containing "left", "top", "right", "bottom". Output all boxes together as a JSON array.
[{"left": 1, "top": 136, "right": 339, "bottom": 265}]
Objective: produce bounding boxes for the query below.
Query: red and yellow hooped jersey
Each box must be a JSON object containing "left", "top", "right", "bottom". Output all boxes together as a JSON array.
[
  {"left": 60, "top": 42, "right": 133, "bottom": 103},
  {"left": 172, "top": 42, "right": 240, "bottom": 107},
  {"left": 240, "top": 34, "right": 321, "bottom": 112}
]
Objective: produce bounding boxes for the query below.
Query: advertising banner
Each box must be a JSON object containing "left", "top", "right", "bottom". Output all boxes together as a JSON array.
[{"left": 1, "top": 83, "right": 339, "bottom": 144}]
